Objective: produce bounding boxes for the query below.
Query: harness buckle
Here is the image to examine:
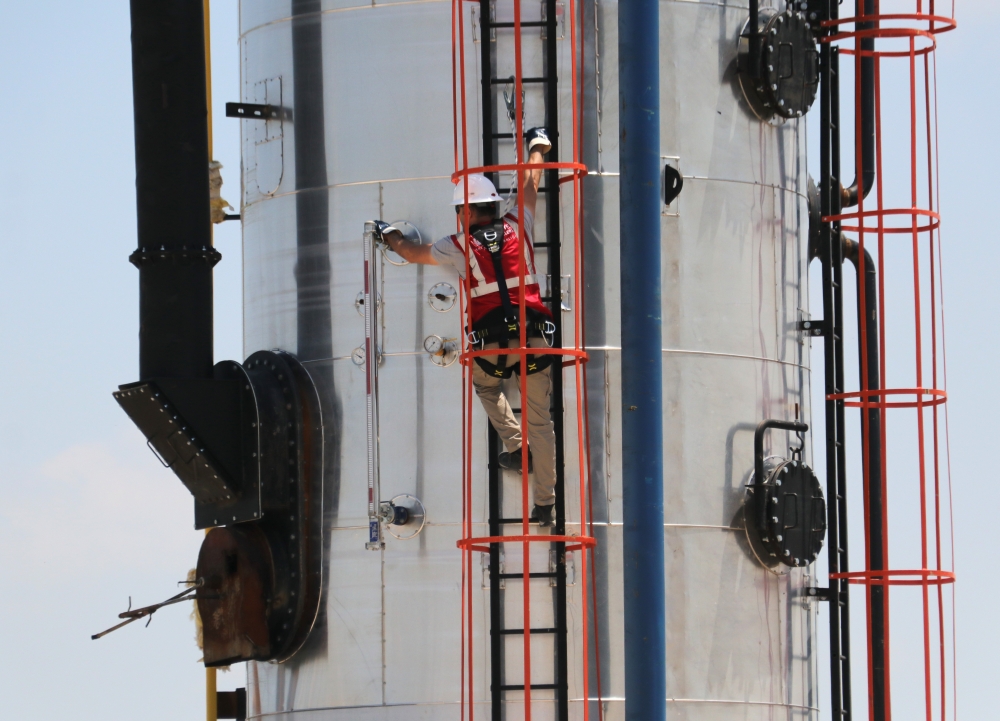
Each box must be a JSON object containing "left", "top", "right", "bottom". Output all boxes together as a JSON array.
[
  {"left": 466, "top": 329, "right": 482, "bottom": 346},
  {"left": 543, "top": 321, "right": 556, "bottom": 336}
]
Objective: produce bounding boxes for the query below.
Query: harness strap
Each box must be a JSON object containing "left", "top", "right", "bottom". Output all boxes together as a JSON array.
[
  {"left": 474, "top": 220, "right": 515, "bottom": 377},
  {"left": 470, "top": 220, "right": 556, "bottom": 379},
  {"left": 467, "top": 320, "right": 554, "bottom": 346},
  {"left": 474, "top": 354, "right": 554, "bottom": 378}
]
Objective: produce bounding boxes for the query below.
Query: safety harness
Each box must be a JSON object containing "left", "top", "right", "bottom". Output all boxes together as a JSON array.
[{"left": 467, "top": 220, "right": 556, "bottom": 379}]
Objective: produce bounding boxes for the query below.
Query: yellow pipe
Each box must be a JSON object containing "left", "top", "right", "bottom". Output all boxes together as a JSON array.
[
  {"left": 202, "top": 5, "right": 218, "bottom": 720},
  {"left": 206, "top": 658, "right": 218, "bottom": 721}
]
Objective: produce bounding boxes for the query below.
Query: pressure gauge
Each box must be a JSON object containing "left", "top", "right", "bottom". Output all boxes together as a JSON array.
[{"left": 423, "top": 335, "right": 459, "bottom": 367}]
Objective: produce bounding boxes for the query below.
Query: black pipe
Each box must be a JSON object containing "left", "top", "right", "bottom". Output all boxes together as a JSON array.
[
  {"left": 842, "top": 237, "right": 887, "bottom": 721},
  {"left": 129, "top": 0, "right": 216, "bottom": 380},
  {"left": 753, "top": 420, "right": 808, "bottom": 529},
  {"left": 842, "top": 0, "right": 876, "bottom": 208},
  {"left": 748, "top": 0, "right": 760, "bottom": 78}
]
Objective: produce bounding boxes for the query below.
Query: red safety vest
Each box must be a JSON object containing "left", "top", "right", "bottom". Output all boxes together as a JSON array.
[{"left": 449, "top": 213, "right": 551, "bottom": 324}]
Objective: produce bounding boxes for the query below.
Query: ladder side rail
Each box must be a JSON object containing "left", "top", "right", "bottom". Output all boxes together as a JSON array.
[
  {"left": 540, "top": 1, "right": 570, "bottom": 718},
  {"left": 480, "top": 0, "right": 500, "bottom": 189},
  {"left": 488, "top": 426, "right": 506, "bottom": 721},
  {"left": 819, "top": 5, "right": 852, "bottom": 715},
  {"left": 828, "top": 40, "right": 854, "bottom": 719}
]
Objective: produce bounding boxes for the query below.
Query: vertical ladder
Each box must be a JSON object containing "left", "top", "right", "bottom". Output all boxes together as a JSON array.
[
  {"left": 478, "top": 2, "right": 569, "bottom": 720},
  {"left": 818, "top": 3, "right": 853, "bottom": 716}
]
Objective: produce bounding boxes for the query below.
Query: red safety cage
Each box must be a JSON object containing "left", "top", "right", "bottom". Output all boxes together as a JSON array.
[
  {"left": 823, "top": 4, "right": 957, "bottom": 720},
  {"left": 450, "top": 2, "right": 596, "bottom": 721}
]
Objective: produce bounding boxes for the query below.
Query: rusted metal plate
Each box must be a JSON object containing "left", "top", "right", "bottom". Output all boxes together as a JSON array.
[{"left": 197, "top": 526, "right": 272, "bottom": 666}]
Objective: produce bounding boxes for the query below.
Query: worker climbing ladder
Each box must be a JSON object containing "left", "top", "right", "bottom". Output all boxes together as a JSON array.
[{"left": 453, "top": 2, "right": 594, "bottom": 721}]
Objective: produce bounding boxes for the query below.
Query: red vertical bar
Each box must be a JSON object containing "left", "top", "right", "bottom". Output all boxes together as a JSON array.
[
  {"left": 906, "top": 33, "right": 933, "bottom": 721},
  {"left": 872, "top": 52, "right": 894, "bottom": 721}
]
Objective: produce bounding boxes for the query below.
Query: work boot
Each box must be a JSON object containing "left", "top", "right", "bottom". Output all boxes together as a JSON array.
[
  {"left": 499, "top": 447, "right": 533, "bottom": 473},
  {"left": 530, "top": 503, "right": 555, "bottom": 528}
]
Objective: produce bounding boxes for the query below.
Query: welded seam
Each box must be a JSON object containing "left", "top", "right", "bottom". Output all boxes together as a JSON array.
[
  {"left": 586, "top": 346, "right": 809, "bottom": 370},
  {"left": 249, "top": 696, "right": 819, "bottom": 719},
  {"left": 239, "top": 0, "right": 449, "bottom": 40},
  {"left": 243, "top": 175, "right": 453, "bottom": 210}
]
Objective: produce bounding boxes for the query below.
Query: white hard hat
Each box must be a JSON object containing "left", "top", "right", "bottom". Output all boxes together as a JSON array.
[{"left": 451, "top": 174, "right": 501, "bottom": 206}]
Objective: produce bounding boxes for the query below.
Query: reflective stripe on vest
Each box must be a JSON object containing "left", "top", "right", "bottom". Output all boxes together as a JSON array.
[{"left": 469, "top": 274, "right": 543, "bottom": 298}]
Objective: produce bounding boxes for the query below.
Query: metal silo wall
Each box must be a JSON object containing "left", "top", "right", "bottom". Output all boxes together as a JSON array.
[
  {"left": 583, "top": 1, "right": 818, "bottom": 719},
  {"left": 239, "top": 0, "right": 817, "bottom": 719}
]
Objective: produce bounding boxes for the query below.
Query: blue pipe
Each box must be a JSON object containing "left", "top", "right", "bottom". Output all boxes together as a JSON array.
[{"left": 618, "top": 2, "right": 666, "bottom": 721}]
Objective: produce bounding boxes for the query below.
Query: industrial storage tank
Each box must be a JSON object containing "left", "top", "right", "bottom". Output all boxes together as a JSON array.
[{"left": 235, "top": 1, "right": 817, "bottom": 719}]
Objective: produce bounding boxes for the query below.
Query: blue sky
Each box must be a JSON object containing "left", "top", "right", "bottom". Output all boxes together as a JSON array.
[{"left": 0, "top": 2, "right": 996, "bottom": 719}]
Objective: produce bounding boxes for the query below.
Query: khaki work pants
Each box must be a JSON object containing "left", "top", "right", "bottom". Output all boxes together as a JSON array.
[{"left": 472, "top": 339, "right": 556, "bottom": 507}]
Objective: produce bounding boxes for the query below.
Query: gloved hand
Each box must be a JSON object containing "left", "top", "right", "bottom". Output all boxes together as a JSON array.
[
  {"left": 371, "top": 220, "right": 398, "bottom": 244},
  {"left": 525, "top": 127, "right": 552, "bottom": 154}
]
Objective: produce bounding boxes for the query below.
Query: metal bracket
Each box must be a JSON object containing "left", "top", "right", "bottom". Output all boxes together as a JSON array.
[
  {"left": 225, "top": 102, "right": 292, "bottom": 121},
  {"left": 217, "top": 688, "right": 247, "bottom": 721},
  {"left": 806, "top": 586, "right": 832, "bottom": 601},
  {"left": 798, "top": 319, "right": 827, "bottom": 337}
]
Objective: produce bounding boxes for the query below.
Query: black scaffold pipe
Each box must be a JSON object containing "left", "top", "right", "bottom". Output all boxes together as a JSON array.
[
  {"left": 129, "top": 0, "right": 217, "bottom": 380},
  {"left": 842, "top": 236, "right": 887, "bottom": 720},
  {"left": 618, "top": 1, "right": 666, "bottom": 719},
  {"left": 753, "top": 419, "right": 809, "bottom": 528},
  {"left": 842, "top": 0, "right": 876, "bottom": 208}
]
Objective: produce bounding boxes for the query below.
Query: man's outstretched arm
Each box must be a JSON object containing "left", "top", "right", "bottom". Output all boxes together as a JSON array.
[{"left": 379, "top": 226, "right": 438, "bottom": 265}]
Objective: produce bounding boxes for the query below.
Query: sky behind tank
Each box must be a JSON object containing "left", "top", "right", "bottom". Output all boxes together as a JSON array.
[{"left": 0, "top": 1, "right": 996, "bottom": 719}]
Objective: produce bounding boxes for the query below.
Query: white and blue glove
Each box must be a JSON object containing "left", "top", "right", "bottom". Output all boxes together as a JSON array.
[
  {"left": 371, "top": 220, "right": 399, "bottom": 244},
  {"left": 525, "top": 127, "right": 552, "bottom": 154}
]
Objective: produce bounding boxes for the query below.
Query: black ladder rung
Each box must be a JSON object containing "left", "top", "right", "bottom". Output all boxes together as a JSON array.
[
  {"left": 486, "top": 21, "right": 548, "bottom": 29},
  {"left": 499, "top": 572, "right": 557, "bottom": 579},
  {"left": 533, "top": 243, "right": 554, "bottom": 248},
  {"left": 499, "top": 683, "right": 559, "bottom": 691},
  {"left": 495, "top": 627, "right": 558, "bottom": 635},
  {"left": 491, "top": 77, "right": 550, "bottom": 85}
]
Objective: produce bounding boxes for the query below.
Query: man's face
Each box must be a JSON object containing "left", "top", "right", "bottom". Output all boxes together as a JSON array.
[{"left": 455, "top": 205, "right": 479, "bottom": 231}]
